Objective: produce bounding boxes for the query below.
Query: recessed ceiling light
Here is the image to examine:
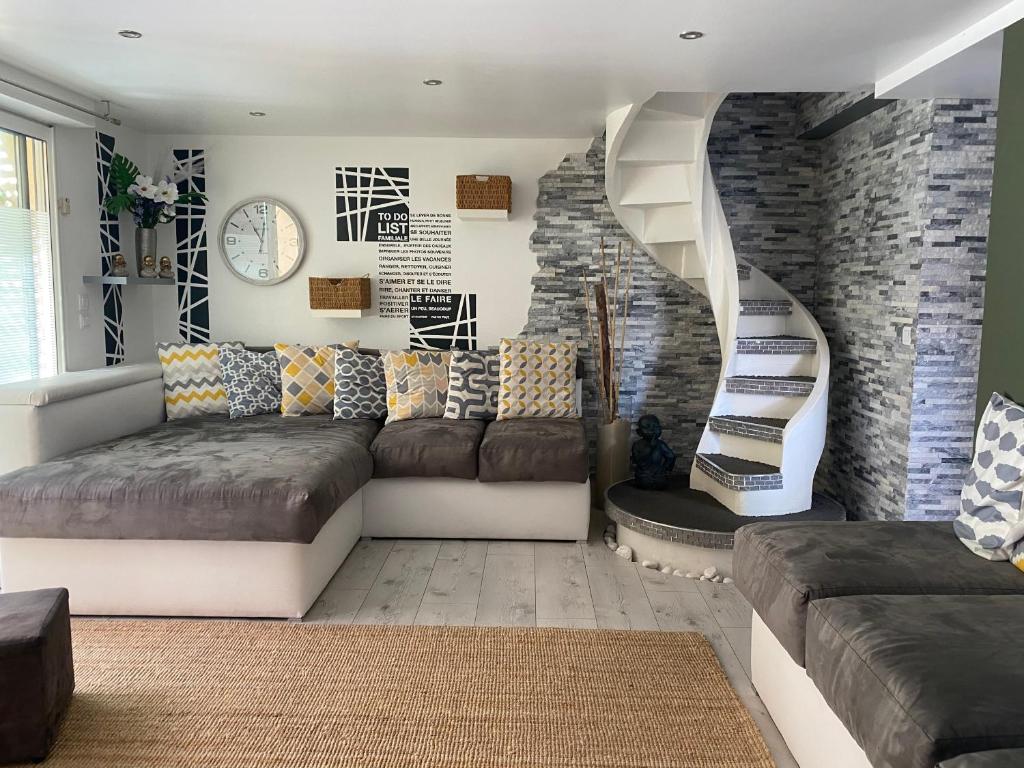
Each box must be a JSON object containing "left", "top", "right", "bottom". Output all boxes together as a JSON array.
[
  {"left": 248, "top": 111, "right": 267, "bottom": 117},
  {"left": 422, "top": 79, "right": 443, "bottom": 86},
  {"left": 118, "top": 29, "right": 143, "bottom": 39},
  {"left": 679, "top": 31, "right": 704, "bottom": 40}
]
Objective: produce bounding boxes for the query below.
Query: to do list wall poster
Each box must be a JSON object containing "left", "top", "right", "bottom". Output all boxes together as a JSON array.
[{"left": 335, "top": 166, "right": 410, "bottom": 242}]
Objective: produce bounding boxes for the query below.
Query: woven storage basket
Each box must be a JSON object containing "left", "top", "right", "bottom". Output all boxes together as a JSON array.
[
  {"left": 456, "top": 175, "right": 511, "bottom": 212},
  {"left": 308, "top": 277, "right": 371, "bottom": 310}
]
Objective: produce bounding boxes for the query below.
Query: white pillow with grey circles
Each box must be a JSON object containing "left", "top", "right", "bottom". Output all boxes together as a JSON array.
[
  {"left": 444, "top": 350, "right": 500, "bottom": 420},
  {"left": 333, "top": 348, "right": 387, "bottom": 420},
  {"left": 954, "top": 392, "right": 1024, "bottom": 560}
]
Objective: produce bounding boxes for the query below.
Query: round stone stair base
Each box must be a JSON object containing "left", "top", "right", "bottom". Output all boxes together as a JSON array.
[{"left": 616, "top": 526, "right": 733, "bottom": 579}]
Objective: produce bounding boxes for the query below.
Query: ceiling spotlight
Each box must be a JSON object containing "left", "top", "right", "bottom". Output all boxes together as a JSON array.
[
  {"left": 248, "top": 111, "right": 267, "bottom": 117},
  {"left": 679, "top": 31, "right": 704, "bottom": 40},
  {"left": 118, "top": 29, "right": 143, "bottom": 39},
  {"left": 422, "top": 79, "right": 443, "bottom": 86}
]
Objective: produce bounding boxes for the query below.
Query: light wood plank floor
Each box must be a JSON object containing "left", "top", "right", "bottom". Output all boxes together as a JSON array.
[{"left": 304, "top": 515, "right": 797, "bottom": 767}]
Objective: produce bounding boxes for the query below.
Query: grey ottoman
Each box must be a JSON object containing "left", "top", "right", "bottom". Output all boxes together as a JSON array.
[{"left": 0, "top": 588, "right": 74, "bottom": 764}]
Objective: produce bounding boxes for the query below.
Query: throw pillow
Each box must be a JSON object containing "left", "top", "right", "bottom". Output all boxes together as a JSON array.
[
  {"left": 954, "top": 392, "right": 1024, "bottom": 561},
  {"left": 156, "top": 341, "right": 241, "bottom": 420},
  {"left": 496, "top": 338, "right": 577, "bottom": 420},
  {"left": 444, "top": 350, "right": 499, "bottom": 420},
  {"left": 275, "top": 341, "right": 358, "bottom": 416},
  {"left": 334, "top": 348, "right": 387, "bottom": 420},
  {"left": 381, "top": 350, "right": 451, "bottom": 424},
  {"left": 219, "top": 347, "right": 282, "bottom": 418}
]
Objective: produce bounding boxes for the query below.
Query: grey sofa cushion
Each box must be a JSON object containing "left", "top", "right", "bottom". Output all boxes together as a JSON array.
[
  {"left": 939, "top": 750, "right": 1024, "bottom": 767},
  {"left": 371, "top": 418, "right": 485, "bottom": 480},
  {"left": 0, "top": 414, "right": 379, "bottom": 543},
  {"left": 806, "top": 595, "right": 1024, "bottom": 768},
  {"left": 478, "top": 418, "right": 588, "bottom": 483},
  {"left": 734, "top": 521, "right": 1024, "bottom": 666}
]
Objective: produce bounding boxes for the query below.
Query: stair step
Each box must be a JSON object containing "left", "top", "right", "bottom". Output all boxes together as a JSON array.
[
  {"left": 739, "top": 299, "right": 792, "bottom": 316},
  {"left": 619, "top": 164, "right": 692, "bottom": 207},
  {"left": 726, "top": 375, "right": 815, "bottom": 397},
  {"left": 709, "top": 415, "right": 787, "bottom": 444},
  {"left": 737, "top": 263, "right": 751, "bottom": 281},
  {"left": 695, "top": 453, "right": 784, "bottom": 492},
  {"left": 736, "top": 335, "right": 817, "bottom": 355}
]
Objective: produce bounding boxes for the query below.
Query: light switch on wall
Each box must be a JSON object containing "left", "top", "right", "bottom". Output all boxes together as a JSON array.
[{"left": 77, "top": 292, "right": 91, "bottom": 329}]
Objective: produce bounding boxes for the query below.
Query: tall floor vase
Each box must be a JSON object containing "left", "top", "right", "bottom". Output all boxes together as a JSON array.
[{"left": 596, "top": 419, "right": 631, "bottom": 509}]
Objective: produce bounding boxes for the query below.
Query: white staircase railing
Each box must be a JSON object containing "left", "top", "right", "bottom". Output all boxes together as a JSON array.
[{"left": 606, "top": 92, "right": 829, "bottom": 516}]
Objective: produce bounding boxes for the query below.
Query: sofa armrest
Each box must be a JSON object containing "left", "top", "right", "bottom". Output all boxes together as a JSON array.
[{"left": 0, "top": 363, "right": 165, "bottom": 474}]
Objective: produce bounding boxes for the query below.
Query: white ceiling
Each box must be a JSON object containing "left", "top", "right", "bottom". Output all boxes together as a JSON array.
[{"left": 0, "top": 0, "right": 1017, "bottom": 137}]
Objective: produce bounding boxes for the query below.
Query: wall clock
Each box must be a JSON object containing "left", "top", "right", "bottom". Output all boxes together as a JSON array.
[{"left": 219, "top": 197, "right": 305, "bottom": 285}]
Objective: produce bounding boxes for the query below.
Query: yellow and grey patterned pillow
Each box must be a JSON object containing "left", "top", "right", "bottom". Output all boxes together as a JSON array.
[
  {"left": 275, "top": 342, "right": 358, "bottom": 416},
  {"left": 382, "top": 350, "right": 451, "bottom": 424},
  {"left": 156, "top": 341, "right": 241, "bottom": 420},
  {"left": 497, "top": 339, "right": 577, "bottom": 420}
]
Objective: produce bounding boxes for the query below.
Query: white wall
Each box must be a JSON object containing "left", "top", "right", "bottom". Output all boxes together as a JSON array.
[
  {"left": 52, "top": 121, "right": 161, "bottom": 370},
  {"left": 143, "top": 135, "right": 588, "bottom": 349}
]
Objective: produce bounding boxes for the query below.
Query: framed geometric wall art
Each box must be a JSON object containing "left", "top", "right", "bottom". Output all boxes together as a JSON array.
[{"left": 336, "top": 166, "right": 409, "bottom": 242}]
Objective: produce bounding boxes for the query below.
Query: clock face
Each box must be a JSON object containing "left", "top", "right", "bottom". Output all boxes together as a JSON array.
[{"left": 219, "top": 198, "right": 304, "bottom": 285}]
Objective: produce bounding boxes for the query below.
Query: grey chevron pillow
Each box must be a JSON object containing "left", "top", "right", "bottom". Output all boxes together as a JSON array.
[
  {"left": 334, "top": 348, "right": 387, "bottom": 420},
  {"left": 444, "top": 350, "right": 499, "bottom": 420}
]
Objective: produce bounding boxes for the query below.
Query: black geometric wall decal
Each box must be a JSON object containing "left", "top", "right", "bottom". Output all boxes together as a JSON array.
[
  {"left": 95, "top": 131, "right": 124, "bottom": 366},
  {"left": 409, "top": 292, "right": 477, "bottom": 350},
  {"left": 335, "top": 166, "right": 409, "bottom": 242},
  {"left": 172, "top": 149, "right": 210, "bottom": 343}
]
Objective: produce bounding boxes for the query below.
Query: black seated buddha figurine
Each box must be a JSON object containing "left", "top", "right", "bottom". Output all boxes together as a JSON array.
[{"left": 630, "top": 414, "right": 676, "bottom": 490}]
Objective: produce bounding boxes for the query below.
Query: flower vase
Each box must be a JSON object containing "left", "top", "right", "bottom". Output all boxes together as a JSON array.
[
  {"left": 596, "top": 418, "right": 632, "bottom": 509},
  {"left": 135, "top": 227, "right": 158, "bottom": 277}
]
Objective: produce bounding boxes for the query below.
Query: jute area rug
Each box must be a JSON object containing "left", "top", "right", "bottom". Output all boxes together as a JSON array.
[{"left": 34, "top": 620, "right": 774, "bottom": 768}]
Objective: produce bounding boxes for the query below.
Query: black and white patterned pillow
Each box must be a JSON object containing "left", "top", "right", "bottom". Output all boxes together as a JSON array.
[
  {"left": 219, "top": 347, "right": 282, "bottom": 418},
  {"left": 444, "top": 350, "right": 499, "bottom": 420},
  {"left": 334, "top": 348, "right": 386, "bottom": 420},
  {"left": 954, "top": 392, "right": 1024, "bottom": 560}
]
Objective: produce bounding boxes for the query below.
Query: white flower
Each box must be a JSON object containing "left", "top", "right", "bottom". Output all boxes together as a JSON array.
[
  {"left": 163, "top": 203, "right": 176, "bottom": 216},
  {"left": 133, "top": 175, "right": 156, "bottom": 199},
  {"left": 127, "top": 183, "right": 140, "bottom": 195},
  {"left": 155, "top": 182, "right": 178, "bottom": 204}
]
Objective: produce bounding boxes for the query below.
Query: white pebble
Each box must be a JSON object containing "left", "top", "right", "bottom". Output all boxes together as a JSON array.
[
  {"left": 615, "top": 545, "right": 632, "bottom": 560},
  {"left": 685, "top": 572, "right": 699, "bottom": 579},
  {"left": 660, "top": 566, "right": 673, "bottom": 575},
  {"left": 605, "top": 538, "right": 618, "bottom": 551},
  {"left": 700, "top": 575, "right": 708, "bottom": 581},
  {"left": 703, "top": 566, "right": 719, "bottom": 579},
  {"left": 673, "top": 569, "right": 687, "bottom": 577},
  {"left": 641, "top": 560, "right": 659, "bottom": 570},
  {"left": 711, "top": 574, "right": 723, "bottom": 583},
  {"left": 723, "top": 577, "right": 734, "bottom": 585}
]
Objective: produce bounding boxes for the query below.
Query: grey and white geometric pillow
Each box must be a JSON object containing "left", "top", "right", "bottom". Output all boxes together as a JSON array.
[
  {"left": 219, "top": 347, "right": 282, "bottom": 418},
  {"left": 444, "top": 350, "right": 499, "bottom": 420},
  {"left": 954, "top": 392, "right": 1024, "bottom": 561},
  {"left": 334, "top": 348, "right": 387, "bottom": 420}
]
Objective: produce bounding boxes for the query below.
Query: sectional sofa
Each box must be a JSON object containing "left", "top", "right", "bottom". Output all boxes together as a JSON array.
[
  {"left": 0, "top": 359, "right": 590, "bottom": 619},
  {"left": 735, "top": 521, "right": 1024, "bottom": 768}
]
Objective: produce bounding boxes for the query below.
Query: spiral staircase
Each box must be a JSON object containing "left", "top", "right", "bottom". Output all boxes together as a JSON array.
[{"left": 605, "top": 93, "right": 829, "bottom": 516}]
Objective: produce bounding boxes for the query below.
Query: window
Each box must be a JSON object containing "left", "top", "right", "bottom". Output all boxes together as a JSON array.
[{"left": 0, "top": 119, "right": 57, "bottom": 384}]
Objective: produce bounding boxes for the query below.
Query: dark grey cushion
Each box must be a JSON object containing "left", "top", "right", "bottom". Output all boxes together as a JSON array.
[
  {"left": 734, "top": 521, "right": 1024, "bottom": 665},
  {"left": 807, "top": 595, "right": 1024, "bottom": 768},
  {"left": 371, "top": 418, "right": 485, "bottom": 480},
  {"left": 0, "top": 414, "right": 379, "bottom": 543},
  {"left": 0, "top": 588, "right": 74, "bottom": 764},
  {"left": 478, "top": 418, "right": 588, "bottom": 483},
  {"left": 939, "top": 750, "right": 1024, "bottom": 767}
]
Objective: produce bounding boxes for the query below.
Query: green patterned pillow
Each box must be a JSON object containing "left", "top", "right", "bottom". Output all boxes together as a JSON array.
[{"left": 496, "top": 339, "right": 577, "bottom": 420}]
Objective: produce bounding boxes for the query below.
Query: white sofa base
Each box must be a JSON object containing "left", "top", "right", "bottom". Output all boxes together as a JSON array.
[
  {"left": 363, "top": 477, "right": 591, "bottom": 540},
  {"left": 0, "top": 490, "right": 364, "bottom": 619},
  {"left": 751, "top": 612, "right": 871, "bottom": 768}
]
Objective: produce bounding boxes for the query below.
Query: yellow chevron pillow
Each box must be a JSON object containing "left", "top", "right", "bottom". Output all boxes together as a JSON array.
[
  {"left": 497, "top": 338, "right": 577, "bottom": 420},
  {"left": 381, "top": 350, "right": 451, "bottom": 423},
  {"left": 156, "top": 341, "right": 242, "bottom": 420},
  {"left": 276, "top": 342, "right": 358, "bottom": 416}
]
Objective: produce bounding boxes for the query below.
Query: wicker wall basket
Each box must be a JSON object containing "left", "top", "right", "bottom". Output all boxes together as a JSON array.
[
  {"left": 456, "top": 175, "right": 511, "bottom": 215},
  {"left": 308, "top": 277, "right": 372, "bottom": 311}
]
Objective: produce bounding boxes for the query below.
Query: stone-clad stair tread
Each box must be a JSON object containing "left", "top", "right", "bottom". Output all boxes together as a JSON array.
[
  {"left": 714, "top": 415, "right": 788, "bottom": 428},
  {"left": 729, "top": 375, "right": 814, "bottom": 382},
  {"left": 737, "top": 335, "right": 813, "bottom": 340},
  {"left": 739, "top": 299, "right": 792, "bottom": 315},
  {"left": 698, "top": 453, "right": 781, "bottom": 475}
]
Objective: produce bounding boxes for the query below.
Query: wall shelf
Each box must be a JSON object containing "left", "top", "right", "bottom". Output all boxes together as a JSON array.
[
  {"left": 310, "top": 308, "right": 372, "bottom": 318},
  {"left": 83, "top": 275, "right": 175, "bottom": 287},
  {"left": 456, "top": 209, "right": 509, "bottom": 221}
]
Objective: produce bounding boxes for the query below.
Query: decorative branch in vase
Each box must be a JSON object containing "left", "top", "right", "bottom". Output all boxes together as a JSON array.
[
  {"left": 102, "top": 154, "right": 206, "bottom": 277},
  {"left": 582, "top": 238, "right": 634, "bottom": 507}
]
